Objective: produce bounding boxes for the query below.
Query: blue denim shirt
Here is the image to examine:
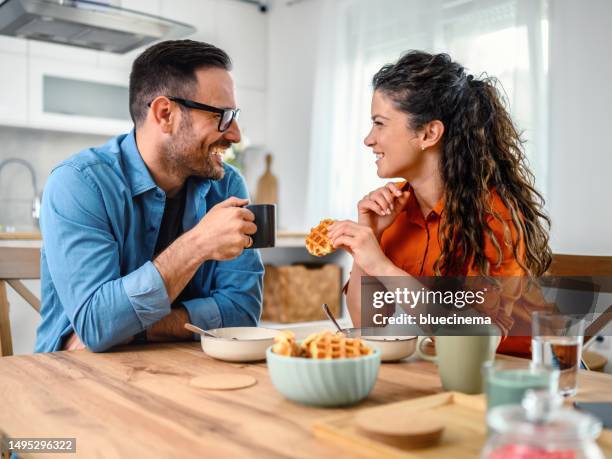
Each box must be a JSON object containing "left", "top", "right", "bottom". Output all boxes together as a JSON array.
[{"left": 35, "top": 130, "right": 264, "bottom": 353}]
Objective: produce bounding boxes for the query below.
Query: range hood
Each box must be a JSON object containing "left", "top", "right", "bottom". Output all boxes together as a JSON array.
[{"left": 0, "top": 0, "right": 196, "bottom": 54}]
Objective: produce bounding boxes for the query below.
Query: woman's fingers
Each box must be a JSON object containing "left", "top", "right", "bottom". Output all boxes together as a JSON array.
[
  {"left": 328, "top": 220, "right": 362, "bottom": 240},
  {"left": 371, "top": 194, "right": 391, "bottom": 215},
  {"left": 331, "top": 234, "right": 355, "bottom": 250},
  {"left": 386, "top": 182, "right": 403, "bottom": 198},
  {"left": 376, "top": 187, "right": 396, "bottom": 212},
  {"left": 359, "top": 197, "right": 387, "bottom": 216}
]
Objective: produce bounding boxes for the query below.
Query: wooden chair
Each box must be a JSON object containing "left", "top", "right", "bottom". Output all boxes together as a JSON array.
[
  {"left": 548, "top": 253, "right": 612, "bottom": 371},
  {"left": 548, "top": 254, "right": 612, "bottom": 276},
  {"left": 0, "top": 247, "right": 41, "bottom": 357}
]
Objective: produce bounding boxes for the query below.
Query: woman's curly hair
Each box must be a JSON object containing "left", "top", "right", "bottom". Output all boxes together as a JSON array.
[{"left": 372, "top": 51, "right": 551, "bottom": 276}]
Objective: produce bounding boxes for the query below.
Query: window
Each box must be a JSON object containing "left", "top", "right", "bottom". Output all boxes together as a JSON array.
[{"left": 306, "top": 0, "right": 548, "bottom": 224}]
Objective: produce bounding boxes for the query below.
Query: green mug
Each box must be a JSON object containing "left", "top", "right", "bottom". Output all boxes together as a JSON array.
[{"left": 417, "top": 328, "right": 501, "bottom": 394}]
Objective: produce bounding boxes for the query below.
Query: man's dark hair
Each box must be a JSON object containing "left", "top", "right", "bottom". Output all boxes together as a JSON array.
[{"left": 129, "top": 39, "right": 232, "bottom": 125}]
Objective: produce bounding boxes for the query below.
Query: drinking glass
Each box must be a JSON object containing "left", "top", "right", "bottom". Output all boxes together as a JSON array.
[
  {"left": 483, "top": 360, "right": 559, "bottom": 413},
  {"left": 532, "top": 312, "right": 585, "bottom": 397}
]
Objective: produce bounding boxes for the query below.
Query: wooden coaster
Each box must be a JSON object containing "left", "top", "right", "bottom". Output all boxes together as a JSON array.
[
  {"left": 190, "top": 374, "right": 257, "bottom": 391},
  {"left": 355, "top": 408, "right": 444, "bottom": 449}
]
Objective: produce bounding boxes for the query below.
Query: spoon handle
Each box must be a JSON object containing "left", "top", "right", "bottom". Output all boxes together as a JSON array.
[
  {"left": 322, "top": 303, "right": 344, "bottom": 334},
  {"left": 184, "top": 323, "right": 218, "bottom": 338}
]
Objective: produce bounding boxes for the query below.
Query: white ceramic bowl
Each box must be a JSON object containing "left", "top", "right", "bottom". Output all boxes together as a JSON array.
[
  {"left": 361, "top": 336, "right": 417, "bottom": 362},
  {"left": 200, "top": 327, "right": 278, "bottom": 362}
]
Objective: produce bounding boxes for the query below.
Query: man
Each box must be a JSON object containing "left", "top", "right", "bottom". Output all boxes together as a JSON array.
[{"left": 35, "top": 40, "right": 263, "bottom": 353}]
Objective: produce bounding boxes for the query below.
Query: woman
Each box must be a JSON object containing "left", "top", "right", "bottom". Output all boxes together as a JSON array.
[{"left": 328, "top": 51, "right": 552, "bottom": 356}]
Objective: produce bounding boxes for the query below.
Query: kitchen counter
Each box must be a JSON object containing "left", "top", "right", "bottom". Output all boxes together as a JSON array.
[
  {"left": 0, "top": 231, "right": 41, "bottom": 240},
  {"left": 0, "top": 232, "right": 304, "bottom": 244},
  {"left": 1, "top": 342, "right": 611, "bottom": 458}
]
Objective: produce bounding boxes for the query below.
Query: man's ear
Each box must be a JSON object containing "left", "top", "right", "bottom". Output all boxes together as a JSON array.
[
  {"left": 420, "top": 120, "right": 445, "bottom": 149},
  {"left": 148, "top": 96, "right": 176, "bottom": 134}
]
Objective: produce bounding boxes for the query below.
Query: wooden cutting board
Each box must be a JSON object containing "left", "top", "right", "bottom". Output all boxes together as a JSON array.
[
  {"left": 255, "top": 153, "right": 278, "bottom": 205},
  {"left": 312, "top": 392, "right": 612, "bottom": 459}
]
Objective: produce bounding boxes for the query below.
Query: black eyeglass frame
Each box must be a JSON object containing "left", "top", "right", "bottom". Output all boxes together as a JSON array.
[{"left": 147, "top": 96, "right": 240, "bottom": 132}]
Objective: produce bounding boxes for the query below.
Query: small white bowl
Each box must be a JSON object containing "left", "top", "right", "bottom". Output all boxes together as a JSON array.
[
  {"left": 361, "top": 336, "right": 417, "bottom": 362},
  {"left": 200, "top": 327, "right": 278, "bottom": 362}
]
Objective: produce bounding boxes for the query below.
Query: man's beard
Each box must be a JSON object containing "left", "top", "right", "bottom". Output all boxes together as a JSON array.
[{"left": 162, "top": 113, "right": 228, "bottom": 181}]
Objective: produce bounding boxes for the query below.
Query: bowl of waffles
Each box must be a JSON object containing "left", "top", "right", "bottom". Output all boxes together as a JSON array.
[{"left": 266, "top": 330, "right": 381, "bottom": 407}]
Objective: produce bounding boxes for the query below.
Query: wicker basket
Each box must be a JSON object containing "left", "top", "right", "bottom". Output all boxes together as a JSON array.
[{"left": 262, "top": 263, "right": 342, "bottom": 323}]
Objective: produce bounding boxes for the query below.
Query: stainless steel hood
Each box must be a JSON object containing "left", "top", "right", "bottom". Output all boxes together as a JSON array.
[{"left": 0, "top": 0, "right": 196, "bottom": 54}]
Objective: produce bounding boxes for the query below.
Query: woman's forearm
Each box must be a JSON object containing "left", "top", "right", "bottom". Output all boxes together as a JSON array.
[{"left": 346, "top": 262, "right": 366, "bottom": 327}]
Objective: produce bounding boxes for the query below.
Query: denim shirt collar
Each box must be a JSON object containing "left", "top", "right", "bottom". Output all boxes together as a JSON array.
[
  {"left": 120, "top": 129, "right": 213, "bottom": 223},
  {"left": 120, "top": 129, "right": 158, "bottom": 197}
]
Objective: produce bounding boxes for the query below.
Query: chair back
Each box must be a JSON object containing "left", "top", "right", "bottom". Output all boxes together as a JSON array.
[
  {"left": 548, "top": 254, "right": 612, "bottom": 276},
  {"left": 0, "top": 247, "right": 41, "bottom": 357}
]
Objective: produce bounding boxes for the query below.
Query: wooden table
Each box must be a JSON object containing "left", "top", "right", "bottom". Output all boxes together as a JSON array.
[{"left": 1, "top": 343, "right": 611, "bottom": 458}]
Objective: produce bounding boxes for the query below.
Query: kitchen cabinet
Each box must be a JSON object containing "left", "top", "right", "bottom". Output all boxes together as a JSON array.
[
  {"left": 0, "top": 35, "right": 27, "bottom": 54},
  {"left": 28, "top": 58, "right": 131, "bottom": 135},
  {"left": 0, "top": 52, "right": 28, "bottom": 125},
  {"left": 28, "top": 41, "right": 99, "bottom": 65},
  {"left": 97, "top": 0, "right": 162, "bottom": 70},
  {"left": 0, "top": 0, "right": 268, "bottom": 142}
]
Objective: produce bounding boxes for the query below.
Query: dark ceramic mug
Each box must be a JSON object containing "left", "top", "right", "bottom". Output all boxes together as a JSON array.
[{"left": 245, "top": 204, "right": 276, "bottom": 249}]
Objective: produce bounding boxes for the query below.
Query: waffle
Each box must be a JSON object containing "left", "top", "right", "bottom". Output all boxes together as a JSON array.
[
  {"left": 272, "top": 330, "right": 372, "bottom": 359},
  {"left": 272, "top": 330, "right": 302, "bottom": 357},
  {"left": 305, "top": 219, "right": 336, "bottom": 257},
  {"left": 302, "top": 331, "right": 372, "bottom": 359}
]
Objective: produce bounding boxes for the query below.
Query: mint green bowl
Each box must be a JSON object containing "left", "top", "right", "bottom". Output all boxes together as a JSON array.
[{"left": 266, "top": 346, "right": 381, "bottom": 407}]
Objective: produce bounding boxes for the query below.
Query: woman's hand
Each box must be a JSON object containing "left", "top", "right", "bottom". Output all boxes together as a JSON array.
[
  {"left": 358, "top": 182, "right": 410, "bottom": 240},
  {"left": 328, "top": 220, "right": 397, "bottom": 275}
]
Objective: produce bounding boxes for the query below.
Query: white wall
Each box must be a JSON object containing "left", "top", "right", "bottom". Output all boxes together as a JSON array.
[
  {"left": 255, "top": 0, "right": 323, "bottom": 231},
  {"left": 547, "top": 0, "right": 612, "bottom": 255}
]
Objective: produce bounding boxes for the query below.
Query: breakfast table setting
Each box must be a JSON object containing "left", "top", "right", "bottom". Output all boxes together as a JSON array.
[{"left": 1, "top": 320, "right": 611, "bottom": 459}]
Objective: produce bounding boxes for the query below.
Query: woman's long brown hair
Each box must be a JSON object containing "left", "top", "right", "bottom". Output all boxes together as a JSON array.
[{"left": 372, "top": 51, "right": 551, "bottom": 276}]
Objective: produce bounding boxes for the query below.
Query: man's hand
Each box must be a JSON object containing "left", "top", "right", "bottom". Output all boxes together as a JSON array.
[
  {"left": 358, "top": 182, "right": 410, "bottom": 240},
  {"left": 193, "top": 197, "right": 257, "bottom": 261},
  {"left": 153, "top": 196, "right": 257, "bottom": 303}
]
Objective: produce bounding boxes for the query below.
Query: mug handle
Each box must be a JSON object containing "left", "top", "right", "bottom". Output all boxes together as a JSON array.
[{"left": 416, "top": 336, "right": 437, "bottom": 362}]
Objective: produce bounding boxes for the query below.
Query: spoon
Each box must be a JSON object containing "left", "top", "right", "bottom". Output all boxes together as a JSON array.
[
  {"left": 184, "top": 323, "right": 219, "bottom": 338},
  {"left": 321, "top": 303, "right": 347, "bottom": 335}
]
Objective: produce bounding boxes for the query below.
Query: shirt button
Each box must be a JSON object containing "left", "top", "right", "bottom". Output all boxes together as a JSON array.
[
  {"left": 155, "top": 191, "right": 163, "bottom": 199},
  {"left": 149, "top": 227, "right": 156, "bottom": 233}
]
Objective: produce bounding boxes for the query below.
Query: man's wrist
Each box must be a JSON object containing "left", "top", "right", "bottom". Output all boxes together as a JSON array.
[{"left": 184, "top": 227, "right": 212, "bottom": 264}]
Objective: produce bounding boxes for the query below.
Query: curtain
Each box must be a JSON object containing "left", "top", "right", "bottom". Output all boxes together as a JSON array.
[{"left": 305, "top": 0, "right": 549, "bottom": 226}]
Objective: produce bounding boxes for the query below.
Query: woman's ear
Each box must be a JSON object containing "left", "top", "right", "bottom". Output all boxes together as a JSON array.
[{"left": 420, "top": 120, "right": 445, "bottom": 149}]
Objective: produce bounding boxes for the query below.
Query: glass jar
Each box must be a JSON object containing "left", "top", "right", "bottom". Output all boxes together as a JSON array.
[{"left": 481, "top": 390, "right": 605, "bottom": 459}]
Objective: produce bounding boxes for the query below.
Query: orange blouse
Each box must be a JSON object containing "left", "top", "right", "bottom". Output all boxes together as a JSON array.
[{"left": 378, "top": 183, "right": 549, "bottom": 357}]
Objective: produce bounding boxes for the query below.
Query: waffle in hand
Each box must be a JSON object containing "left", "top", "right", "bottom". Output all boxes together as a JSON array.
[
  {"left": 305, "top": 219, "right": 336, "bottom": 257},
  {"left": 302, "top": 331, "right": 372, "bottom": 359},
  {"left": 272, "top": 330, "right": 302, "bottom": 357}
]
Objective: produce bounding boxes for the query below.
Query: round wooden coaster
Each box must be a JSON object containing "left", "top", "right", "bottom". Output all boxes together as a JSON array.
[
  {"left": 355, "top": 409, "right": 444, "bottom": 449},
  {"left": 190, "top": 374, "right": 257, "bottom": 391}
]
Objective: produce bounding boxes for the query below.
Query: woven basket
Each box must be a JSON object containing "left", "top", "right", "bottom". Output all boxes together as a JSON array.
[{"left": 262, "top": 263, "right": 341, "bottom": 323}]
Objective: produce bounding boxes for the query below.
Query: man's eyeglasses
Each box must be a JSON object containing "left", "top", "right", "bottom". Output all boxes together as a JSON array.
[{"left": 147, "top": 96, "right": 240, "bottom": 132}]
